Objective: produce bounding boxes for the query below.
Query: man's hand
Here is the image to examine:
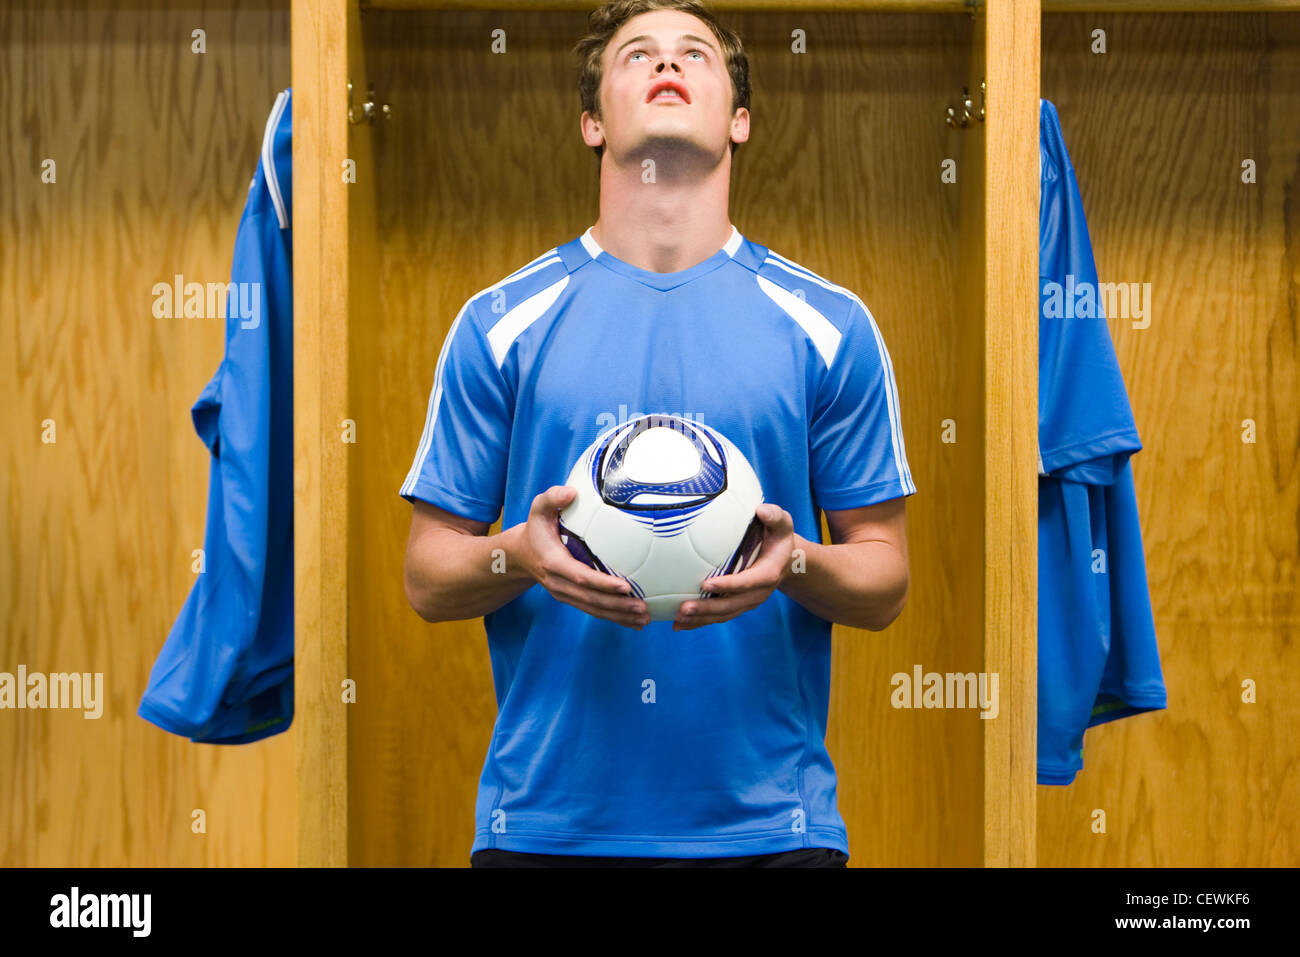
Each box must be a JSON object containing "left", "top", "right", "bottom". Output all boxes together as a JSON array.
[
  {"left": 513, "top": 485, "right": 651, "bottom": 630},
  {"left": 673, "top": 503, "right": 794, "bottom": 631}
]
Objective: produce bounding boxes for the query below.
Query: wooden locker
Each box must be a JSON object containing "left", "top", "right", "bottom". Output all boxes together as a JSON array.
[
  {"left": 292, "top": 0, "right": 1039, "bottom": 867},
  {"left": 1037, "top": 1, "right": 1300, "bottom": 866},
  {"left": 3, "top": 0, "right": 294, "bottom": 868}
]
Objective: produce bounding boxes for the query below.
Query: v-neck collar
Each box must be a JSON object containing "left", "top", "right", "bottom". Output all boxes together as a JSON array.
[{"left": 580, "top": 224, "right": 744, "bottom": 291}]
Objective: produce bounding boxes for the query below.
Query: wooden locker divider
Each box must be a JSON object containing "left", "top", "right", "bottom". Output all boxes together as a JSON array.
[
  {"left": 294, "top": 0, "right": 358, "bottom": 868},
  {"left": 978, "top": 0, "right": 1042, "bottom": 868}
]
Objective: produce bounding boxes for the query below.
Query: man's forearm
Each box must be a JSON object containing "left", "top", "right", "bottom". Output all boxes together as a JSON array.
[
  {"left": 776, "top": 533, "right": 908, "bottom": 631},
  {"left": 406, "top": 523, "right": 535, "bottom": 623}
]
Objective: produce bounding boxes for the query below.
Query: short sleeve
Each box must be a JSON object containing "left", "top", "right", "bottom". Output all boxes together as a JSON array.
[
  {"left": 808, "top": 297, "right": 917, "bottom": 511},
  {"left": 399, "top": 300, "right": 513, "bottom": 524},
  {"left": 191, "top": 365, "right": 223, "bottom": 455}
]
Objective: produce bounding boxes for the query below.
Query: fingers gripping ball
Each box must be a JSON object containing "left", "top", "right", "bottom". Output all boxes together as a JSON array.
[{"left": 557, "top": 414, "right": 765, "bottom": 622}]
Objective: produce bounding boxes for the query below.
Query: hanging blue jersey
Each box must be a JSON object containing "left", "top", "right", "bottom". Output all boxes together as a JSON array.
[
  {"left": 401, "top": 225, "right": 916, "bottom": 858},
  {"left": 1038, "top": 98, "right": 1167, "bottom": 784},
  {"left": 139, "top": 89, "right": 294, "bottom": 745}
]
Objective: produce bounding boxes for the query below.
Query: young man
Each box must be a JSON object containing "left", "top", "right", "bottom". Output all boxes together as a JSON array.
[{"left": 401, "top": 0, "right": 915, "bottom": 868}]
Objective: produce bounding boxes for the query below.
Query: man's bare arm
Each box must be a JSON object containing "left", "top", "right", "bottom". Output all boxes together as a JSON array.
[
  {"left": 777, "top": 498, "right": 910, "bottom": 631},
  {"left": 403, "top": 502, "right": 534, "bottom": 623},
  {"left": 404, "top": 491, "right": 650, "bottom": 629}
]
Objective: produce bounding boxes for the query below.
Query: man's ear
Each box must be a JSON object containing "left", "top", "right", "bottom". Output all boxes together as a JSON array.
[{"left": 580, "top": 110, "right": 606, "bottom": 152}]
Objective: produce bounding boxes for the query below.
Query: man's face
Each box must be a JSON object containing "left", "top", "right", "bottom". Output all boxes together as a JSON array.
[{"left": 588, "top": 10, "right": 745, "bottom": 164}]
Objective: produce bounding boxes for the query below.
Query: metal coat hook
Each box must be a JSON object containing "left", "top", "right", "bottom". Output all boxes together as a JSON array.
[
  {"left": 348, "top": 81, "right": 392, "bottom": 125},
  {"left": 946, "top": 80, "right": 986, "bottom": 128}
]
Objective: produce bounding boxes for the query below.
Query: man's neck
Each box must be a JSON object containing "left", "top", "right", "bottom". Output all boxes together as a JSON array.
[{"left": 589, "top": 151, "right": 733, "bottom": 274}]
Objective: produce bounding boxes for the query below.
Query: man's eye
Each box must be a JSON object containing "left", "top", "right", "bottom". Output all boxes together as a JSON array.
[{"left": 629, "top": 48, "right": 706, "bottom": 61}]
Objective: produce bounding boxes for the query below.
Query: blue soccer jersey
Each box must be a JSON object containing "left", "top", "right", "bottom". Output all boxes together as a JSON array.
[
  {"left": 1037, "top": 98, "right": 1168, "bottom": 784},
  {"left": 401, "top": 225, "right": 916, "bottom": 857},
  {"left": 139, "top": 89, "right": 294, "bottom": 744}
]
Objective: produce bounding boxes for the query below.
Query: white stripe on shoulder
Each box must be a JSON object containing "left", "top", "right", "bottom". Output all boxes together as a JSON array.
[
  {"left": 760, "top": 252, "right": 915, "bottom": 496},
  {"left": 400, "top": 254, "right": 568, "bottom": 497},
  {"left": 261, "top": 90, "right": 289, "bottom": 230},
  {"left": 760, "top": 256, "right": 857, "bottom": 325},
  {"left": 400, "top": 300, "right": 475, "bottom": 498},
  {"left": 504, "top": 247, "right": 560, "bottom": 281},
  {"left": 491, "top": 253, "right": 562, "bottom": 290},
  {"left": 464, "top": 254, "right": 565, "bottom": 338},
  {"left": 755, "top": 276, "right": 841, "bottom": 367},
  {"left": 485, "top": 276, "right": 569, "bottom": 368},
  {"left": 764, "top": 247, "right": 834, "bottom": 287}
]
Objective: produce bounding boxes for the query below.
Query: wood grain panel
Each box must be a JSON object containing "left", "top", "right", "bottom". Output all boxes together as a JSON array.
[
  {"left": 1038, "top": 11, "right": 1300, "bottom": 866},
  {"left": 292, "top": 0, "right": 354, "bottom": 868},
  {"left": 982, "top": 0, "right": 1041, "bottom": 868},
  {"left": 1, "top": 1, "right": 293, "bottom": 866},
  {"left": 350, "top": 7, "right": 982, "bottom": 866}
]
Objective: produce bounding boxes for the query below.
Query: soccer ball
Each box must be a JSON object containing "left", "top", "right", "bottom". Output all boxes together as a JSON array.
[{"left": 557, "top": 413, "right": 766, "bottom": 623}]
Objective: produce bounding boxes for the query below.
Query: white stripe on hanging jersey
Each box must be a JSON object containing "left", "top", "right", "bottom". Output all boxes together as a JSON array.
[{"left": 261, "top": 90, "right": 289, "bottom": 230}]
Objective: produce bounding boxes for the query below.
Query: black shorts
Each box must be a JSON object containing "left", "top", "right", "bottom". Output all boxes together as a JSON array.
[{"left": 470, "top": 846, "right": 848, "bottom": 868}]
